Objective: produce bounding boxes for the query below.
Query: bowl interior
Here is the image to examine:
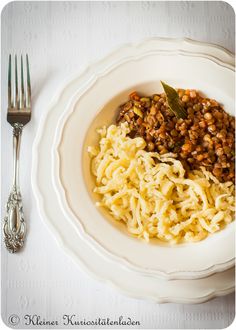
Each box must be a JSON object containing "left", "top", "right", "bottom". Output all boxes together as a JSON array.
[{"left": 83, "top": 80, "right": 235, "bottom": 246}]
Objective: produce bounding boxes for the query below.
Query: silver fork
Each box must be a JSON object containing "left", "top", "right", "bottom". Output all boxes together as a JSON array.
[{"left": 3, "top": 54, "right": 31, "bottom": 253}]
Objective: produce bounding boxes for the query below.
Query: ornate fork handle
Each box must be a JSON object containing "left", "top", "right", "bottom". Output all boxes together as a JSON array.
[{"left": 3, "top": 123, "right": 26, "bottom": 253}]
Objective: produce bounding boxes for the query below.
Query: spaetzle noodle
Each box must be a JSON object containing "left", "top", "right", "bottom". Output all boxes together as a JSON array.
[{"left": 88, "top": 123, "right": 235, "bottom": 243}]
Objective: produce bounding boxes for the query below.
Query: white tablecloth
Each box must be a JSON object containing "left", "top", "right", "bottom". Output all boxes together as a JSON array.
[{"left": 1, "top": 1, "right": 235, "bottom": 329}]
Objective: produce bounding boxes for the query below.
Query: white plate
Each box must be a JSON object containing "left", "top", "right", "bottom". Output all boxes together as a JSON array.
[
  {"left": 32, "top": 38, "right": 235, "bottom": 302},
  {"left": 53, "top": 38, "right": 235, "bottom": 280}
]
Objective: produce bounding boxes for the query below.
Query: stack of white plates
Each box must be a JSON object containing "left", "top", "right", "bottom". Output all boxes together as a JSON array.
[{"left": 32, "top": 38, "right": 235, "bottom": 303}]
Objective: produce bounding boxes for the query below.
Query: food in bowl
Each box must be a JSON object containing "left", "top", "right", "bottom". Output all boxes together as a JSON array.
[{"left": 88, "top": 83, "right": 235, "bottom": 243}]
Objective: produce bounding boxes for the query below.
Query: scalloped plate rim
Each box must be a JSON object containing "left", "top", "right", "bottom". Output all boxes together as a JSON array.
[{"left": 31, "top": 38, "right": 235, "bottom": 302}]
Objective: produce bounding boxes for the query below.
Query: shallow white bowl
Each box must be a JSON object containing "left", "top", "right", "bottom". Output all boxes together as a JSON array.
[{"left": 53, "top": 38, "right": 235, "bottom": 280}]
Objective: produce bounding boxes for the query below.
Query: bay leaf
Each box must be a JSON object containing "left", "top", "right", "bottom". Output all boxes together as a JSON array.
[{"left": 161, "top": 81, "right": 187, "bottom": 119}]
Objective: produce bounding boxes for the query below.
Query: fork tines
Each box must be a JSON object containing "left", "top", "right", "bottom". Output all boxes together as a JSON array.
[{"left": 8, "top": 54, "right": 31, "bottom": 110}]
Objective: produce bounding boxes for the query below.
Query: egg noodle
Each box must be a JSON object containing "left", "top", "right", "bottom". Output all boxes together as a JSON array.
[{"left": 88, "top": 123, "right": 235, "bottom": 243}]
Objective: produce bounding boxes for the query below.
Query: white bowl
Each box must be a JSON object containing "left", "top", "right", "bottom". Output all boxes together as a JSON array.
[{"left": 53, "top": 38, "right": 235, "bottom": 280}]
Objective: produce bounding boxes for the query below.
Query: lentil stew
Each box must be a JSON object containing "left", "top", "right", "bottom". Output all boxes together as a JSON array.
[{"left": 116, "top": 89, "right": 235, "bottom": 183}]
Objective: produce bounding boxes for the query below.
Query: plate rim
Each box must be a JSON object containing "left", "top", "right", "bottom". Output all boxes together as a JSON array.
[{"left": 31, "top": 38, "right": 235, "bottom": 302}]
